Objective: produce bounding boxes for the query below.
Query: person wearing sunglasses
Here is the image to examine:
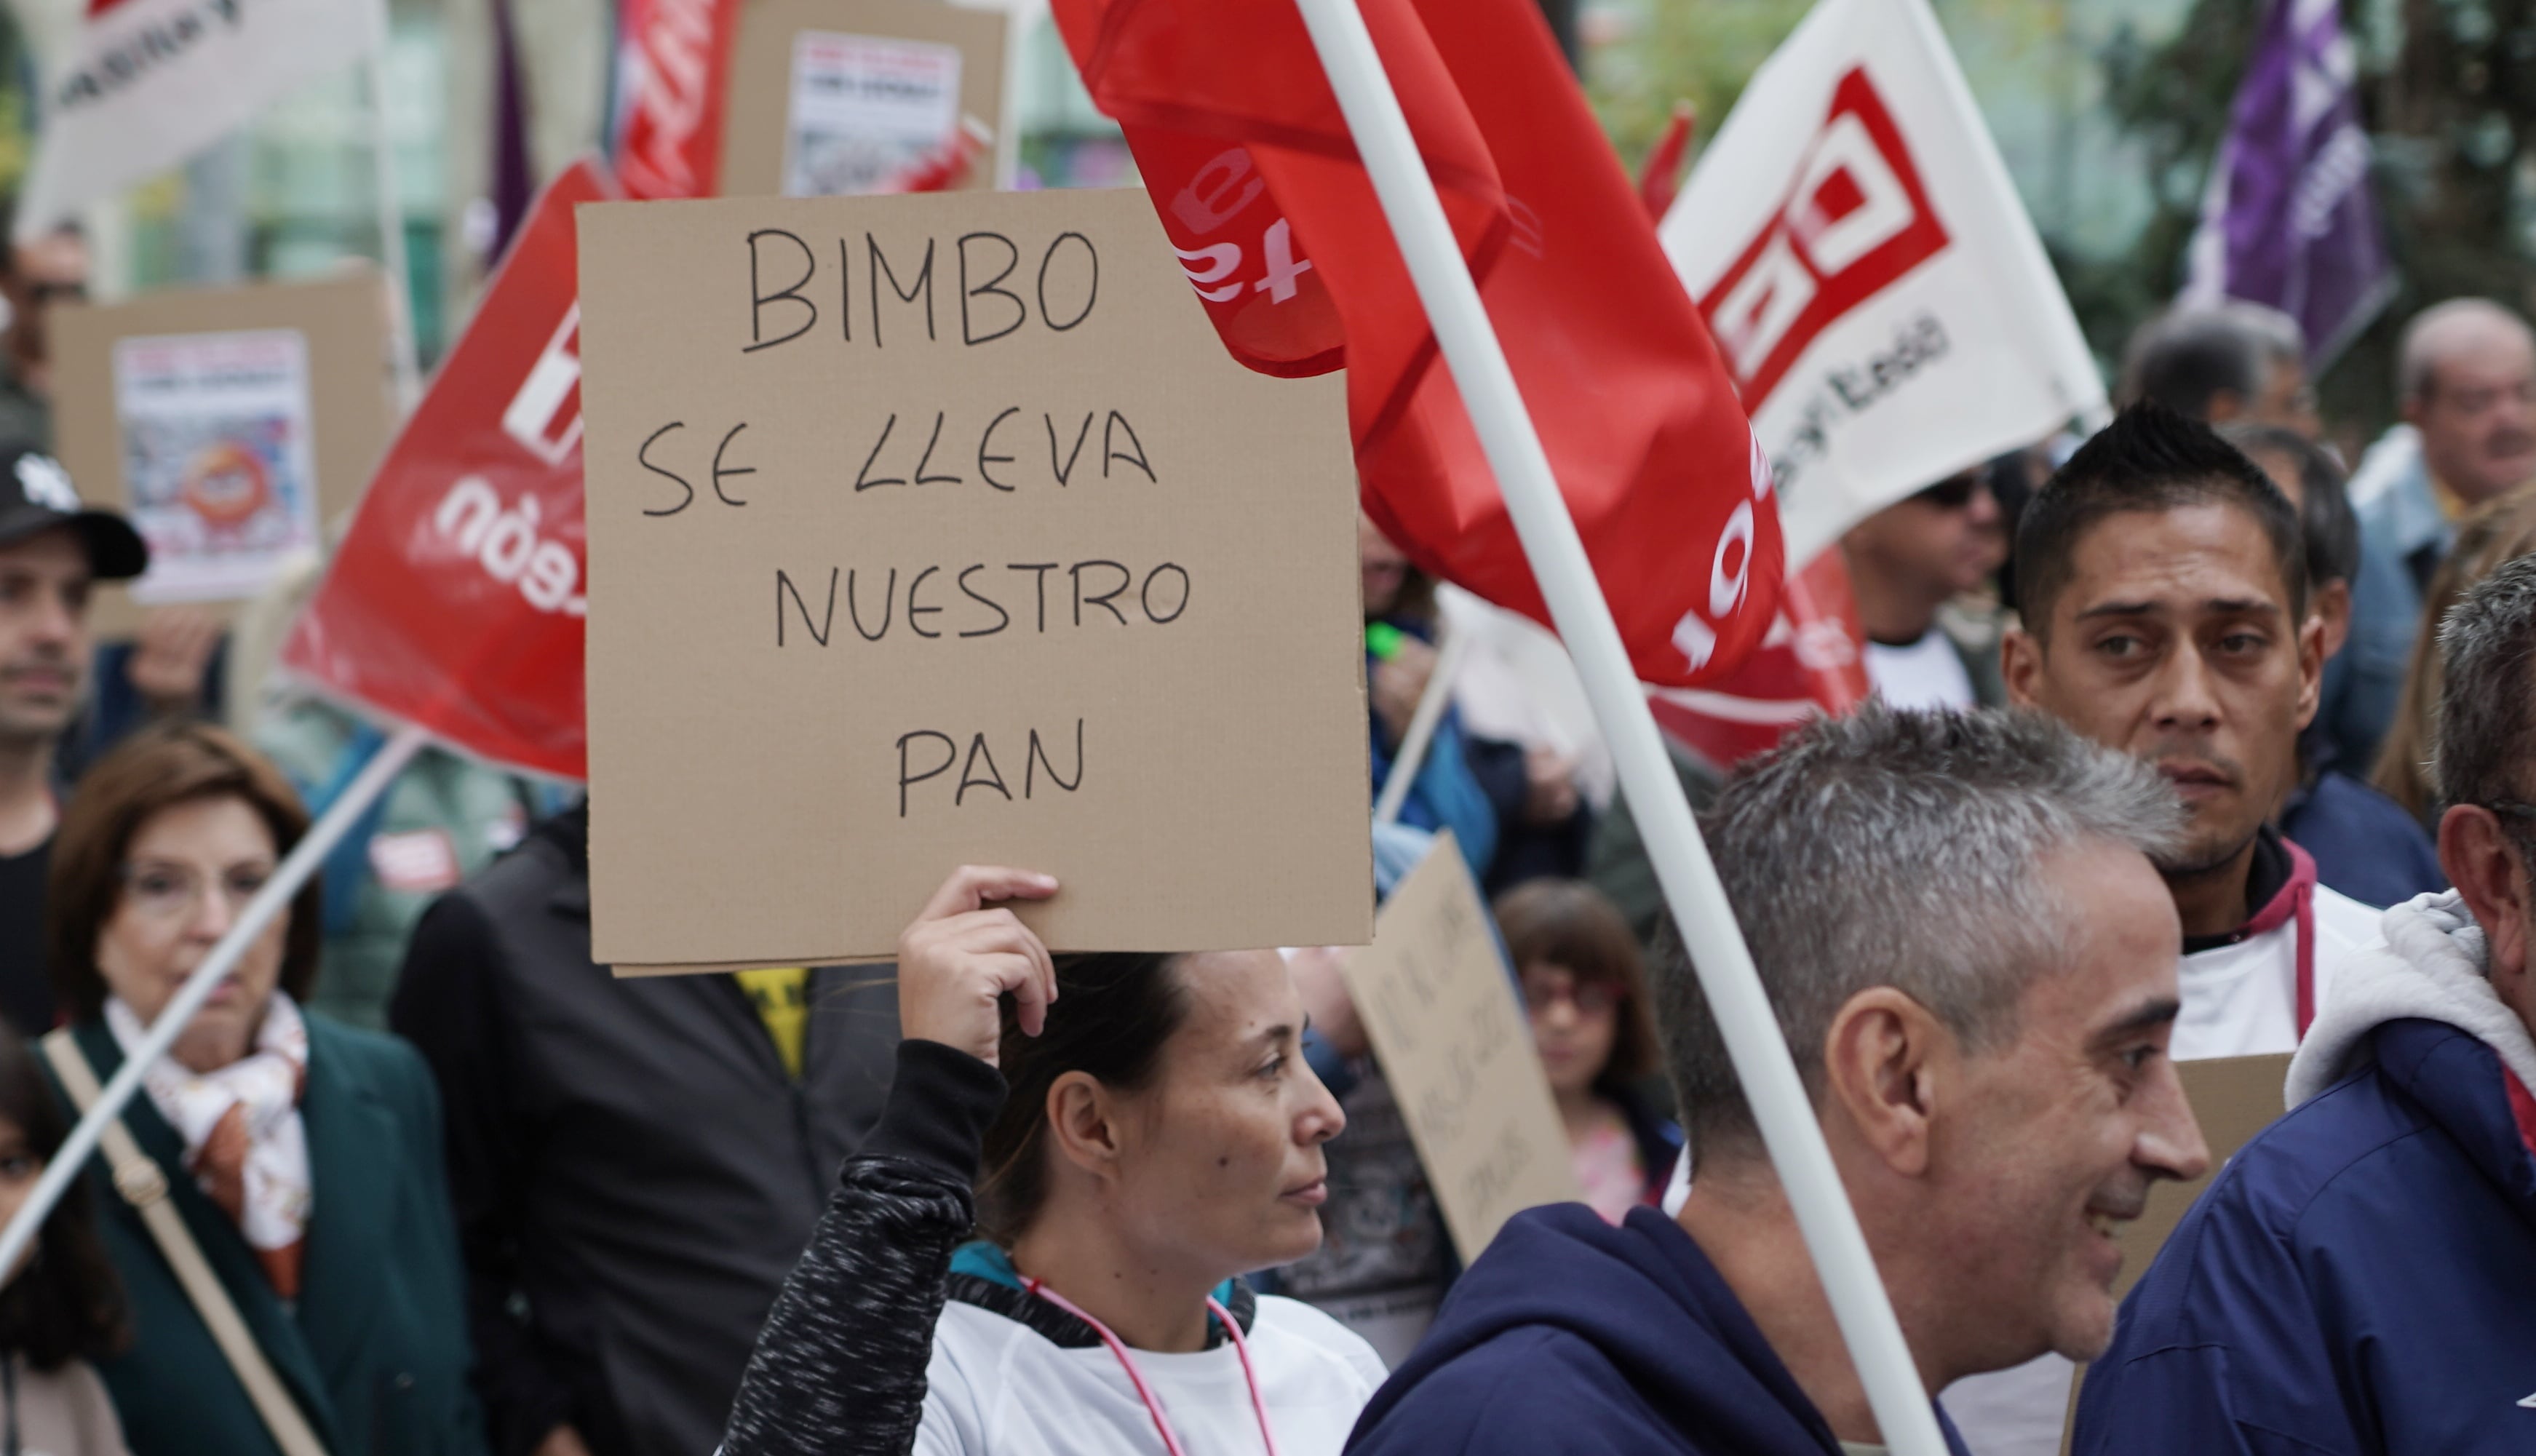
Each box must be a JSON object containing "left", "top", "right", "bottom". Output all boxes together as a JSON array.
[
  {"left": 720, "top": 864, "right": 1386, "bottom": 1455},
  {"left": 1840, "top": 468, "right": 2009, "bottom": 712}
]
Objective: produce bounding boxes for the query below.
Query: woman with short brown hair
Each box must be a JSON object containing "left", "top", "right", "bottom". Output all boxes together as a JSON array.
[{"left": 41, "top": 720, "right": 485, "bottom": 1456}]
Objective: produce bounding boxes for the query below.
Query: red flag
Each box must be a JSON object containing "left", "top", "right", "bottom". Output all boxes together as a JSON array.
[
  {"left": 1054, "top": 0, "right": 1780, "bottom": 685},
  {"left": 1637, "top": 103, "right": 1695, "bottom": 222},
  {"left": 610, "top": 0, "right": 744, "bottom": 200},
  {"left": 279, "top": 161, "right": 613, "bottom": 779},
  {"left": 1648, "top": 549, "right": 1872, "bottom": 768}
]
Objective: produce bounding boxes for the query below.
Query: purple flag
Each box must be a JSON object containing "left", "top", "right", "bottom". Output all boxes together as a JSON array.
[
  {"left": 488, "top": 0, "right": 535, "bottom": 261},
  {"left": 2182, "top": 0, "right": 2395, "bottom": 367}
]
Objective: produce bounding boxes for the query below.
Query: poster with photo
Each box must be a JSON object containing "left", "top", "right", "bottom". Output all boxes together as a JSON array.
[
  {"left": 781, "top": 30, "right": 963, "bottom": 196},
  {"left": 113, "top": 328, "right": 322, "bottom": 604}
]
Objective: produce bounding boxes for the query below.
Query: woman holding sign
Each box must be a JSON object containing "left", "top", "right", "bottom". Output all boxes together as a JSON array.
[{"left": 720, "top": 865, "right": 1386, "bottom": 1454}]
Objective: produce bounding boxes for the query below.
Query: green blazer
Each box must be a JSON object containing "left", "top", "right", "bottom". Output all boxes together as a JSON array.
[{"left": 44, "top": 1013, "right": 489, "bottom": 1456}]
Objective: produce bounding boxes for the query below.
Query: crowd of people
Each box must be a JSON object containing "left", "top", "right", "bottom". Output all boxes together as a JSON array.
[{"left": 0, "top": 186, "right": 2533, "bottom": 1456}]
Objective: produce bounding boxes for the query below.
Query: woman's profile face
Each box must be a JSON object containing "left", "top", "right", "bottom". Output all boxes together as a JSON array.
[
  {"left": 1108, "top": 950, "right": 1346, "bottom": 1275},
  {"left": 93, "top": 794, "right": 287, "bottom": 1072}
]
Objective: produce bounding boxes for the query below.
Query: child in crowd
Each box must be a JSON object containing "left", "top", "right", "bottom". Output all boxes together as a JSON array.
[
  {"left": 0, "top": 1030, "right": 127, "bottom": 1456},
  {"left": 1495, "top": 880, "right": 1682, "bottom": 1222}
]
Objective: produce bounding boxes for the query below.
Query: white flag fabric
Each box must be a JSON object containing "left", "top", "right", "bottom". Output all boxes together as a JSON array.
[
  {"left": 1658, "top": 0, "right": 2104, "bottom": 568},
  {"left": 10, "top": 0, "right": 384, "bottom": 241}
]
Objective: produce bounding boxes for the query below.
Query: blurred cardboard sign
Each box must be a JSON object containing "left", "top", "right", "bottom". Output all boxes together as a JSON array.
[
  {"left": 51, "top": 271, "right": 394, "bottom": 637},
  {"left": 577, "top": 186, "right": 1370, "bottom": 969},
  {"left": 719, "top": 0, "right": 1009, "bottom": 199},
  {"left": 1340, "top": 833, "right": 1580, "bottom": 1260},
  {"left": 2059, "top": 1051, "right": 2294, "bottom": 1451}
]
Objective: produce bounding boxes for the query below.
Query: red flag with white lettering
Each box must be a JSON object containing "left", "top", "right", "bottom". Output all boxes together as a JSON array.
[
  {"left": 1052, "top": 0, "right": 1781, "bottom": 687},
  {"left": 609, "top": 0, "right": 744, "bottom": 200},
  {"left": 279, "top": 160, "right": 612, "bottom": 779},
  {"left": 1647, "top": 549, "right": 1871, "bottom": 769}
]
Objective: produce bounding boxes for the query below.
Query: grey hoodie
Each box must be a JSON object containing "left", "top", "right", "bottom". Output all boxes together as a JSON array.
[{"left": 2285, "top": 888, "right": 2536, "bottom": 1106}]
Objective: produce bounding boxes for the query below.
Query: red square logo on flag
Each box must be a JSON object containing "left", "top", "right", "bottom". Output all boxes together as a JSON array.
[{"left": 1701, "top": 68, "right": 1949, "bottom": 413}]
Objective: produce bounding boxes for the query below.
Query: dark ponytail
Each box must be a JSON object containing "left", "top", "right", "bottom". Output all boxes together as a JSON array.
[{"left": 975, "top": 952, "right": 1188, "bottom": 1246}]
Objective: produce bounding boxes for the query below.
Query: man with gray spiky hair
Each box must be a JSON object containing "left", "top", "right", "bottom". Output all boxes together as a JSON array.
[
  {"left": 1348, "top": 704, "right": 2211, "bottom": 1456},
  {"left": 2075, "top": 553, "right": 2536, "bottom": 1455}
]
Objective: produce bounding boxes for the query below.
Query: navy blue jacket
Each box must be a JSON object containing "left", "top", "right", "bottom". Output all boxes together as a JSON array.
[
  {"left": 2279, "top": 769, "right": 2444, "bottom": 909},
  {"left": 2074, "top": 1018, "right": 2536, "bottom": 1454},
  {"left": 1345, "top": 1203, "right": 1969, "bottom": 1455}
]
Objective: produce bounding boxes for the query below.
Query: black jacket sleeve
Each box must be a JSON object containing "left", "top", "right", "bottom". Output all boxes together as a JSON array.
[
  {"left": 720, "top": 1039, "right": 1006, "bottom": 1456},
  {"left": 390, "top": 890, "right": 587, "bottom": 1456}
]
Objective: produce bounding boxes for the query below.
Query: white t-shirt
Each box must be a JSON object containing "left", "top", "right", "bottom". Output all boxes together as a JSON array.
[
  {"left": 917, "top": 1293, "right": 1390, "bottom": 1455},
  {"left": 2167, "top": 882, "right": 2378, "bottom": 1059},
  {"left": 1940, "top": 883, "right": 2386, "bottom": 1455},
  {"left": 1865, "top": 629, "right": 1976, "bottom": 711}
]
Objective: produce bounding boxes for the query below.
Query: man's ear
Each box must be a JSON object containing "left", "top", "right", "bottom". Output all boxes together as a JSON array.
[
  {"left": 1820, "top": 987, "right": 1948, "bottom": 1179},
  {"left": 2204, "top": 389, "right": 2247, "bottom": 424},
  {"left": 2441, "top": 804, "right": 2532, "bottom": 995},
  {"left": 2293, "top": 610, "right": 2326, "bottom": 730},
  {"left": 2002, "top": 624, "right": 2044, "bottom": 709},
  {"left": 1043, "top": 1072, "right": 1126, "bottom": 1185}
]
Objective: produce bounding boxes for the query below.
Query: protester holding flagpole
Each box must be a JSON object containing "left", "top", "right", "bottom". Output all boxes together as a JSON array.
[{"left": 718, "top": 864, "right": 1387, "bottom": 1455}]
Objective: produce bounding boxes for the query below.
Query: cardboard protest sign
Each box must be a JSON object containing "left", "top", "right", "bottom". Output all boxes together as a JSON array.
[
  {"left": 1337, "top": 833, "right": 1579, "bottom": 1261},
  {"left": 718, "top": 0, "right": 1008, "bottom": 199},
  {"left": 51, "top": 271, "right": 396, "bottom": 636},
  {"left": 576, "top": 186, "right": 1370, "bottom": 968},
  {"left": 2058, "top": 1051, "right": 2294, "bottom": 1451}
]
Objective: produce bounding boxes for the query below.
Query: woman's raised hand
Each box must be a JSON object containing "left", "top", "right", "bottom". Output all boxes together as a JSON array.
[{"left": 897, "top": 865, "right": 1061, "bottom": 1067}]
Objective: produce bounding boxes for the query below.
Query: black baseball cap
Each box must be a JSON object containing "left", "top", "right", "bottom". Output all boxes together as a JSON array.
[{"left": 0, "top": 443, "right": 146, "bottom": 580}]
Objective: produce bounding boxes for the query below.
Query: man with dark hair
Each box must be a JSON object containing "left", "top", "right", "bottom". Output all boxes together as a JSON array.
[
  {"left": 2003, "top": 402, "right": 2380, "bottom": 1054},
  {"left": 2075, "top": 552, "right": 2536, "bottom": 1455},
  {"left": 2120, "top": 302, "right": 2320, "bottom": 438},
  {"left": 2220, "top": 421, "right": 2444, "bottom": 907},
  {"left": 0, "top": 445, "right": 144, "bottom": 1037},
  {"left": 1841, "top": 469, "right": 2010, "bottom": 711},
  {"left": 1941, "top": 405, "right": 2385, "bottom": 1455},
  {"left": 1348, "top": 703, "right": 2210, "bottom": 1455}
]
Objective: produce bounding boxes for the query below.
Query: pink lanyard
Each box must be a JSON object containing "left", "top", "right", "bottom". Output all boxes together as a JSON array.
[
  {"left": 2240, "top": 840, "right": 2321, "bottom": 1038},
  {"left": 1022, "top": 1276, "right": 1282, "bottom": 1456}
]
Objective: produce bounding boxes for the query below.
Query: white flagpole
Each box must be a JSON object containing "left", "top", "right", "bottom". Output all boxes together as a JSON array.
[
  {"left": 1290, "top": 3, "right": 1947, "bottom": 1452},
  {"left": 0, "top": 725, "right": 429, "bottom": 1283},
  {"left": 366, "top": 0, "right": 424, "bottom": 414}
]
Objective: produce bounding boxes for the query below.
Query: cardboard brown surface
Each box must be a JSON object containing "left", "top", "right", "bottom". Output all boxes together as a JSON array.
[
  {"left": 2109, "top": 1051, "right": 2293, "bottom": 1302},
  {"left": 578, "top": 187, "right": 1370, "bottom": 968},
  {"left": 2059, "top": 1051, "right": 2295, "bottom": 1452},
  {"left": 718, "top": 0, "right": 1008, "bottom": 199},
  {"left": 49, "top": 270, "right": 395, "bottom": 637},
  {"left": 1338, "top": 833, "right": 1580, "bottom": 1262}
]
